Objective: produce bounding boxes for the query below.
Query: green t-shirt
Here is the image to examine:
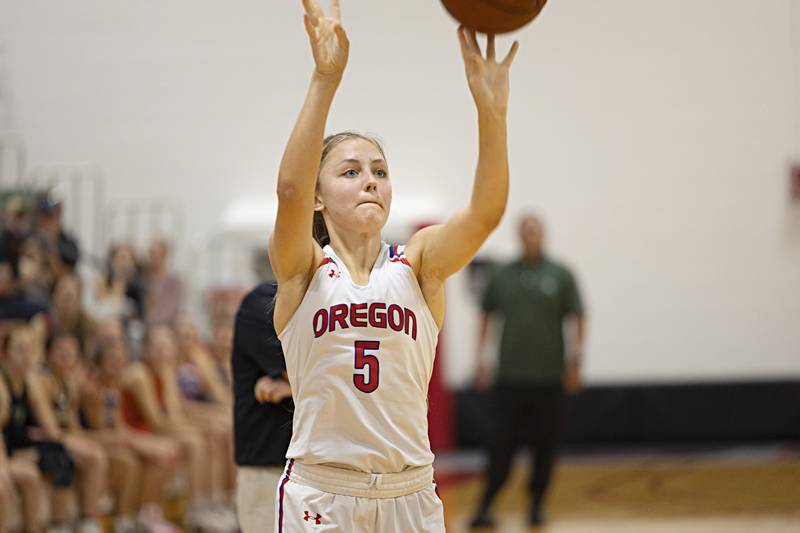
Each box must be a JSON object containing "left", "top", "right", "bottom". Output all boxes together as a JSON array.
[{"left": 482, "top": 256, "right": 584, "bottom": 385}]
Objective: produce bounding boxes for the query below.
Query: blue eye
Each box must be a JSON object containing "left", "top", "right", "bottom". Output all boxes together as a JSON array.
[
  {"left": 344, "top": 169, "right": 358, "bottom": 177},
  {"left": 375, "top": 169, "right": 386, "bottom": 178}
]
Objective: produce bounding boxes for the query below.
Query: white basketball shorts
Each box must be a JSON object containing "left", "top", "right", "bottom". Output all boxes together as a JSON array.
[{"left": 273, "top": 460, "right": 445, "bottom": 532}]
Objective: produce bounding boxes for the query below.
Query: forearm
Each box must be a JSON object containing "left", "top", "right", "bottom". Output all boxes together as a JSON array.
[
  {"left": 476, "top": 313, "right": 491, "bottom": 364},
  {"left": 571, "top": 317, "right": 587, "bottom": 366},
  {"left": 276, "top": 73, "right": 340, "bottom": 199},
  {"left": 469, "top": 111, "right": 509, "bottom": 230}
]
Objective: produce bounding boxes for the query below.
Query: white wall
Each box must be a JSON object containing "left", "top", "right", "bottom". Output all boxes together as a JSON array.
[{"left": 1, "top": 0, "right": 798, "bottom": 384}]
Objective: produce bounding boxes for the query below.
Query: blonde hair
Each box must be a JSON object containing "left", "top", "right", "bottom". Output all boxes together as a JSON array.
[{"left": 313, "top": 132, "right": 387, "bottom": 247}]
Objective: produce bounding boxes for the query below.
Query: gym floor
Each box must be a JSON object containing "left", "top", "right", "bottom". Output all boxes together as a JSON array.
[{"left": 436, "top": 444, "right": 800, "bottom": 532}]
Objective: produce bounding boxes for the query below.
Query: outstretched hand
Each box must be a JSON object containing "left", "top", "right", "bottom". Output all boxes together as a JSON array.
[
  {"left": 303, "top": 0, "right": 349, "bottom": 81},
  {"left": 458, "top": 26, "right": 519, "bottom": 116}
]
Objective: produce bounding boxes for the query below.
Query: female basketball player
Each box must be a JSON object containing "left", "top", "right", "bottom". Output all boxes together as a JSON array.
[{"left": 270, "top": 1, "right": 518, "bottom": 531}]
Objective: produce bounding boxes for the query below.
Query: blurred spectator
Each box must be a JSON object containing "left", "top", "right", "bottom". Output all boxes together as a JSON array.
[
  {"left": 175, "top": 319, "right": 228, "bottom": 406},
  {"left": 470, "top": 213, "right": 587, "bottom": 528},
  {"left": 49, "top": 274, "right": 95, "bottom": 352},
  {"left": 144, "top": 240, "right": 183, "bottom": 326},
  {"left": 82, "top": 336, "right": 180, "bottom": 533},
  {"left": 1, "top": 323, "right": 73, "bottom": 532},
  {"left": 1, "top": 322, "right": 48, "bottom": 533},
  {"left": 33, "top": 194, "right": 80, "bottom": 274},
  {"left": 87, "top": 243, "right": 145, "bottom": 323},
  {"left": 38, "top": 333, "right": 107, "bottom": 533},
  {"left": 17, "top": 237, "right": 55, "bottom": 308},
  {"left": 121, "top": 324, "right": 236, "bottom": 531},
  {"left": 0, "top": 197, "right": 48, "bottom": 321},
  {"left": 173, "top": 320, "right": 236, "bottom": 516},
  {"left": 0, "top": 196, "right": 33, "bottom": 276}
]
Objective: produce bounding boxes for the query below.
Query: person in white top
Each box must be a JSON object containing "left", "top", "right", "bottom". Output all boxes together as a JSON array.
[{"left": 270, "top": 1, "right": 519, "bottom": 531}]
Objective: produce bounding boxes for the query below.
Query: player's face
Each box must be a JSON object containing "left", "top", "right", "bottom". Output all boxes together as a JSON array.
[{"left": 317, "top": 139, "right": 392, "bottom": 236}]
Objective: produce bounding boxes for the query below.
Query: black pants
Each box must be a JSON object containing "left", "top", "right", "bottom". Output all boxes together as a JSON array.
[{"left": 476, "top": 383, "right": 563, "bottom": 514}]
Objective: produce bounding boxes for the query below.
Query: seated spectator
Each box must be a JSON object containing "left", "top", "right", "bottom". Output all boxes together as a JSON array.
[
  {"left": 33, "top": 194, "right": 80, "bottom": 275},
  {"left": 36, "top": 333, "right": 108, "bottom": 533},
  {"left": 82, "top": 336, "right": 180, "bottom": 533},
  {"left": 175, "top": 319, "right": 229, "bottom": 406},
  {"left": 2, "top": 332, "right": 47, "bottom": 533},
  {"left": 0, "top": 323, "right": 71, "bottom": 532},
  {"left": 144, "top": 240, "right": 183, "bottom": 326},
  {"left": 86, "top": 243, "right": 145, "bottom": 324},
  {"left": 82, "top": 317, "right": 126, "bottom": 366},
  {"left": 174, "top": 320, "right": 235, "bottom": 505},
  {"left": 49, "top": 274, "right": 95, "bottom": 352},
  {"left": 0, "top": 196, "right": 33, "bottom": 276},
  {"left": 17, "top": 237, "right": 55, "bottom": 309},
  {"left": 0, "top": 198, "right": 47, "bottom": 321},
  {"left": 120, "top": 325, "right": 235, "bottom": 531}
]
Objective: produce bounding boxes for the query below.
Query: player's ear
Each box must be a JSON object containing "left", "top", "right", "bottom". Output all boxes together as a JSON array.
[{"left": 314, "top": 192, "right": 324, "bottom": 212}]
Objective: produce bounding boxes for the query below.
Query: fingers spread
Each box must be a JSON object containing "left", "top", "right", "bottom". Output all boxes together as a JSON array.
[
  {"left": 331, "top": 0, "right": 341, "bottom": 20},
  {"left": 502, "top": 41, "right": 520, "bottom": 67},
  {"left": 487, "top": 34, "right": 496, "bottom": 61}
]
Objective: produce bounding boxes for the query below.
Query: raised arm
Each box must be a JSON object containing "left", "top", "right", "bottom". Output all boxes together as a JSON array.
[
  {"left": 407, "top": 28, "right": 518, "bottom": 286},
  {"left": 268, "top": 0, "right": 349, "bottom": 284}
]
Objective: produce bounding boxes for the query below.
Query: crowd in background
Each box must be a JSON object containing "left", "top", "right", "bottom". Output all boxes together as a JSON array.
[{"left": 0, "top": 190, "right": 240, "bottom": 533}]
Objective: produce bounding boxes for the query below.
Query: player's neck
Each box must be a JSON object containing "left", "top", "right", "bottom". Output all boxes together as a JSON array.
[{"left": 327, "top": 232, "right": 383, "bottom": 284}]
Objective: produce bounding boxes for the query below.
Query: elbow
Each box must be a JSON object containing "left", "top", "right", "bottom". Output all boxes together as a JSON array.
[
  {"left": 276, "top": 179, "right": 301, "bottom": 203},
  {"left": 476, "top": 206, "right": 506, "bottom": 235}
]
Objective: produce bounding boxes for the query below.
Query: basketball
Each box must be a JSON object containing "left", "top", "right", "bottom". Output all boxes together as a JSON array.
[{"left": 441, "top": 0, "right": 548, "bottom": 34}]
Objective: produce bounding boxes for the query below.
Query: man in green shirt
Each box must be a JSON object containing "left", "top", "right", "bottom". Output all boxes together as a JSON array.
[{"left": 470, "top": 213, "right": 587, "bottom": 528}]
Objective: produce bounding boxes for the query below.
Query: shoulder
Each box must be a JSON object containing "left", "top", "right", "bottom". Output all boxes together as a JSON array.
[
  {"left": 237, "top": 283, "right": 277, "bottom": 323},
  {"left": 544, "top": 257, "right": 576, "bottom": 279},
  {"left": 404, "top": 226, "right": 439, "bottom": 275}
]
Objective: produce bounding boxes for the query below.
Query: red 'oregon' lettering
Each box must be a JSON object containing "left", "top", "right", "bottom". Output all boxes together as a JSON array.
[{"left": 312, "top": 302, "right": 417, "bottom": 340}]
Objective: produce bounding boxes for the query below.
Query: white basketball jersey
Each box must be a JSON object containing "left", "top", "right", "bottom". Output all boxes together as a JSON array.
[{"left": 278, "top": 243, "right": 439, "bottom": 473}]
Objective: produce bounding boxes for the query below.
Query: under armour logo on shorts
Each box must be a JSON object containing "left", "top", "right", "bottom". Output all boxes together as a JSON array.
[{"left": 303, "top": 510, "right": 322, "bottom": 524}]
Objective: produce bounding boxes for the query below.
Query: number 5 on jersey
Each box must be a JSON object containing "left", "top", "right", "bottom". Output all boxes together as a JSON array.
[{"left": 354, "top": 341, "right": 380, "bottom": 393}]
